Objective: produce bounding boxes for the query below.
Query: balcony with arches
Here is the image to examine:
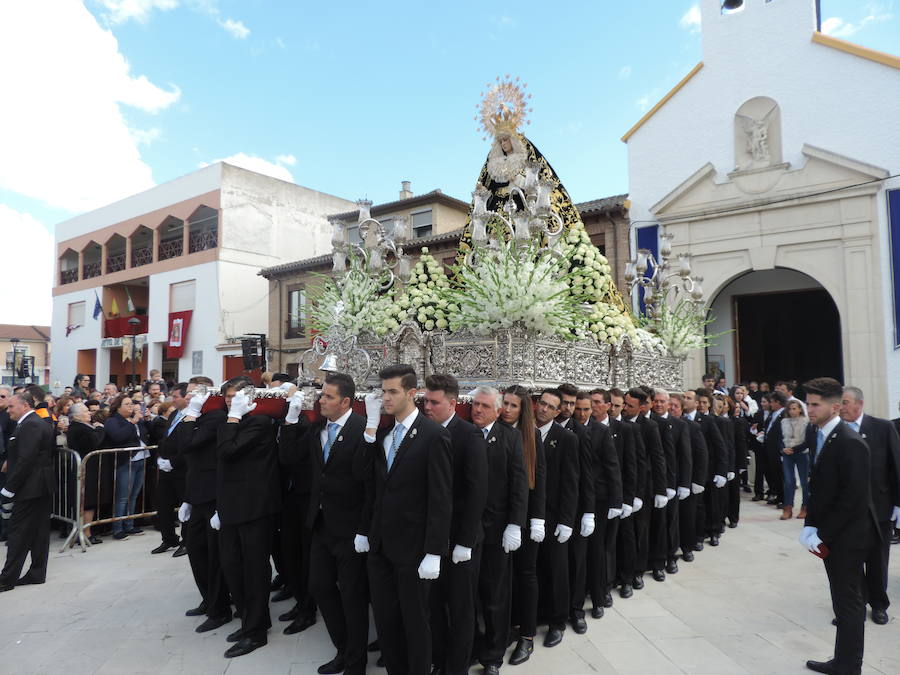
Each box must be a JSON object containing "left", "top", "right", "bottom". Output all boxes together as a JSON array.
[
  {"left": 158, "top": 216, "right": 184, "bottom": 261},
  {"left": 188, "top": 205, "right": 218, "bottom": 253},
  {"left": 105, "top": 233, "right": 127, "bottom": 274},
  {"left": 82, "top": 241, "right": 102, "bottom": 280},
  {"left": 59, "top": 249, "right": 79, "bottom": 285},
  {"left": 130, "top": 225, "right": 154, "bottom": 268}
]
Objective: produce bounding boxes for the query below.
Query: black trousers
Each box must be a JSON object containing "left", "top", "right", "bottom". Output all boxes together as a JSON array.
[
  {"left": 185, "top": 500, "right": 230, "bottom": 618},
  {"left": 615, "top": 515, "right": 636, "bottom": 585},
  {"left": 511, "top": 537, "right": 539, "bottom": 637},
  {"left": 567, "top": 528, "right": 588, "bottom": 621},
  {"left": 155, "top": 469, "right": 184, "bottom": 545},
  {"left": 634, "top": 497, "right": 651, "bottom": 574},
  {"left": 433, "top": 543, "right": 481, "bottom": 675},
  {"left": 700, "top": 483, "right": 724, "bottom": 538},
  {"left": 648, "top": 502, "right": 668, "bottom": 571},
  {"left": 824, "top": 544, "right": 868, "bottom": 673},
  {"left": 535, "top": 528, "right": 569, "bottom": 626},
  {"left": 368, "top": 548, "right": 433, "bottom": 675},
  {"left": 864, "top": 521, "right": 893, "bottom": 611},
  {"left": 764, "top": 447, "right": 783, "bottom": 501},
  {"left": 586, "top": 513, "right": 612, "bottom": 609},
  {"left": 0, "top": 494, "right": 50, "bottom": 585},
  {"left": 219, "top": 514, "right": 275, "bottom": 639},
  {"left": 726, "top": 477, "right": 741, "bottom": 526},
  {"left": 281, "top": 490, "right": 316, "bottom": 616},
  {"left": 679, "top": 493, "right": 698, "bottom": 554},
  {"left": 665, "top": 496, "right": 680, "bottom": 561},
  {"left": 477, "top": 528, "right": 512, "bottom": 667},
  {"left": 753, "top": 446, "right": 767, "bottom": 497},
  {"left": 310, "top": 522, "right": 369, "bottom": 675},
  {"left": 604, "top": 516, "right": 619, "bottom": 591}
]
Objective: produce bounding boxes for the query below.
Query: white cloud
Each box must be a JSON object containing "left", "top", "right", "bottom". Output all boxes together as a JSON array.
[
  {"left": 219, "top": 18, "right": 249, "bottom": 39},
  {"left": 636, "top": 94, "right": 652, "bottom": 112},
  {"left": 822, "top": 5, "right": 893, "bottom": 38},
  {"left": 203, "top": 153, "right": 295, "bottom": 183},
  {"left": 0, "top": 206, "right": 53, "bottom": 324},
  {"left": 130, "top": 127, "right": 162, "bottom": 145},
  {"left": 618, "top": 65, "right": 632, "bottom": 80},
  {"left": 679, "top": 4, "right": 701, "bottom": 33},
  {"left": 0, "top": 2, "right": 181, "bottom": 213},
  {"left": 97, "top": 0, "right": 178, "bottom": 24},
  {"left": 275, "top": 154, "right": 297, "bottom": 167}
]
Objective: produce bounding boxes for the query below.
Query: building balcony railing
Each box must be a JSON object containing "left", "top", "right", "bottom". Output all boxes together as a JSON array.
[
  {"left": 189, "top": 229, "right": 218, "bottom": 254},
  {"left": 60, "top": 268, "right": 78, "bottom": 285},
  {"left": 158, "top": 238, "right": 183, "bottom": 261},
  {"left": 82, "top": 261, "right": 101, "bottom": 280},
  {"left": 131, "top": 246, "right": 152, "bottom": 268},
  {"left": 106, "top": 252, "right": 126, "bottom": 274}
]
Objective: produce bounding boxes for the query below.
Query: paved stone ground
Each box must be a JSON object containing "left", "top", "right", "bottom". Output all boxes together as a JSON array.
[{"left": 1, "top": 494, "right": 898, "bottom": 674}]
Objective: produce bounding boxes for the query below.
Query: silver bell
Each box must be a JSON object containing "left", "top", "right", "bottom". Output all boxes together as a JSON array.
[{"left": 320, "top": 354, "right": 339, "bottom": 372}]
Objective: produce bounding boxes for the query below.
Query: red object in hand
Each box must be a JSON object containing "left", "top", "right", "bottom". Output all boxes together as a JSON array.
[{"left": 810, "top": 543, "right": 830, "bottom": 559}]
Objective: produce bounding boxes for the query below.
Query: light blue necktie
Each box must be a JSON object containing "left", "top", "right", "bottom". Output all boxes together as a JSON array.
[
  {"left": 387, "top": 423, "right": 404, "bottom": 470},
  {"left": 166, "top": 410, "right": 184, "bottom": 436},
  {"left": 848, "top": 421, "right": 859, "bottom": 433},
  {"left": 482, "top": 427, "right": 490, "bottom": 439},
  {"left": 323, "top": 422, "right": 339, "bottom": 463},
  {"left": 815, "top": 429, "right": 826, "bottom": 461}
]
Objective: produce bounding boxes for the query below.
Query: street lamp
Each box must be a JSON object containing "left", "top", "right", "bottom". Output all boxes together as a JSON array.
[
  {"left": 9, "top": 337, "right": 19, "bottom": 387},
  {"left": 128, "top": 316, "right": 141, "bottom": 390}
]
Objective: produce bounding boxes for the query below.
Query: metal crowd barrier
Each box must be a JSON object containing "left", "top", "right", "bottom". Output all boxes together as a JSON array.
[{"left": 58, "top": 445, "right": 160, "bottom": 553}]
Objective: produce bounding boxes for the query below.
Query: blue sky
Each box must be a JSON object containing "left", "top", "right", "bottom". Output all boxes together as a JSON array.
[{"left": 0, "top": 0, "right": 897, "bottom": 324}]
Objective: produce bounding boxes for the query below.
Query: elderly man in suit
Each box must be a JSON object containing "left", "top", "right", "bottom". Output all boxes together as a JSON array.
[
  {"left": 363, "top": 364, "right": 453, "bottom": 675},
  {"left": 839, "top": 386, "right": 900, "bottom": 626},
  {"left": 802, "top": 377, "right": 880, "bottom": 675},
  {"left": 0, "top": 390, "right": 55, "bottom": 591}
]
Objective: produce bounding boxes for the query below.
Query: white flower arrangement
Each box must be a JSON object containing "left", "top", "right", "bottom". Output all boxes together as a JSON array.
[
  {"left": 383, "top": 248, "right": 455, "bottom": 334},
  {"left": 643, "top": 299, "right": 720, "bottom": 357},
  {"left": 308, "top": 255, "right": 394, "bottom": 336}
]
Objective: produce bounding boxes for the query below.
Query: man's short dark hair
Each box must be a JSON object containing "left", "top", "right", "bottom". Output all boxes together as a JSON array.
[
  {"left": 271, "top": 372, "right": 292, "bottom": 383},
  {"left": 12, "top": 391, "right": 36, "bottom": 409},
  {"left": 86, "top": 399, "right": 101, "bottom": 409},
  {"left": 703, "top": 374, "right": 716, "bottom": 382},
  {"left": 802, "top": 377, "right": 843, "bottom": 402},
  {"left": 775, "top": 380, "right": 797, "bottom": 393},
  {"left": 324, "top": 372, "right": 355, "bottom": 401},
  {"left": 25, "top": 384, "right": 45, "bottom": 403},
  {"left": 609, "top": 387, "right": 625, "bottom": 399},
  {"left": 694, "top": 387, "right": 713, "bottom": 402},
  {"left": 189, "top": 376, "right": 215, "bottom": 387},
  {"left": 542, "top": 388, "right": 563, "bottom": 403},
  {"left": 424, "top": 373, "right": 459, "bottom": 398},
  {"left": 558, "top": 383, "right": 579, "bottom": 398},
  {"left": 575, "top": 390, "right": 590, "bottom": 401},
  {"left": 222, "top": 376, "right": 254, "bottom": 394},
  {"left": 769, "top": 391, "right": 789, "bottom": 407},
  {"left": 589, "top": 388, "right": 611, "bottom": 403},
  {"left": 670, "top": 392, "right": 685, "bottom": 405},
  {"left": 173, "top": 382, "right": 189, "bottom": 398},
  {"left": 626, "top": 387, "right": 648, "bottom": 404},
  {"left": 639, "top": 384, "right": 654, "bottom": 399},
  {"left": 379, "top": 364, "right": 417, "bottom": 391}
]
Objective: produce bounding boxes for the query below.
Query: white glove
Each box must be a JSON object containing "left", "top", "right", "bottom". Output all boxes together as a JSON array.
[
  {"left": 800, "top": 526, "right": 823, "bottom": 553},
  {"left": 632, "top": 497, "right": 643, "bottom": 513},
  {"left": 713, "top": 475, "right": 726, "bottom": 488},
  {"left": 665, "top": 488, "right": 676, "bottom": 500},
  {"left": 691, "top": 482, "right": 705, "bottom": 494},
  {"left": 354, "top": 534, "right": 369, "bottom": 553},
  {"left": 677, "top": 487, "right": 690, "bottom": 500},
  {"left": 285, "top": 392, "right": 304, "bottom": 424},
  {"left": 156, "top": 457, "right": 173, "bottom": 472},
  {"left": 185, "top": 391, "right": 209, "bottom": 418},
  {"left": 210, "top": 511, "right": 221, "bottom": 530},
  {"left": 607, "top": 507, "right": 622, "bottom": 520},
  {"left": 580, "top": 513, "right": 595, "bottom": 537},
  {"left": 555, "top": 524, "right": 573, "bottom": 544},
  {"left": 0, "top": 500, "right": 12, "bottom": 520},
  {"left": 178, "top": 502, "right": 191, "bottom": 523},
  {"left": 0, "top": 487, "right": 14, "bottom": 499},
  {"left": 529, "top": 518, "right": 545, "bottom": 543},
  {"left": 364, "top": 392, "right": 382, "bottom": 430},
  {"left": 452, "top": 544, "right": 472, "bottom": 564},
  {"left": 278, "top": 382, "right": 296, "bottom": 393},
  {"left": 727, "top": 472, "right": 735, "bottom": 481},
  {"left": 228, "top": 391, "right": 256, "bottom": 418},
  {"left": 620, "top": 503, "right": 633, "bottom": 518},
  {"left": 502, "top": 524, "right": 522, "bottom": 553},
  {"left": 891, "top": 506, "right": 900, "bottom": 523},
  {"left": 417, "top": 553, "right": 441, "bottom": 580},
  {"left": 654, "top": 494, "right": 668, "bottom": 508}
]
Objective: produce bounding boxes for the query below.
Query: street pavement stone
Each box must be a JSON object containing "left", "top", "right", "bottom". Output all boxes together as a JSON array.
[{"left": 0, "top": 495, "right": 898, "bottom": 674}]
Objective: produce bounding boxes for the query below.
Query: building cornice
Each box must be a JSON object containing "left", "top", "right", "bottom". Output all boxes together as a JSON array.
[
  {"left": 811, "top": 31, "right": 900, "bottom": 70},
  {"left": 621, "top": 62, "right": 704, "bottom": 143}
]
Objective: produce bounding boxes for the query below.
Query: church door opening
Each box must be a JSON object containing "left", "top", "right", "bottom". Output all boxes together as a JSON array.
[{"left": 734, "top": 288, "right": 843, "bottom": 385}]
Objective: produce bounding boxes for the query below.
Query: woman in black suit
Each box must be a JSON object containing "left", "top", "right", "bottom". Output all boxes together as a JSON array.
[
  {"left": 65, "top": 402, "right": 108, "bottom": 544},
  {"left": 103, "top": 394, "right": 149, "bottom": 539}
]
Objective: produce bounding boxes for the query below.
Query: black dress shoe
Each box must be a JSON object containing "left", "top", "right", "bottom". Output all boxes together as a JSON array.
[
  {"left": 431, "top": 666, "right": 444, "bottom": 675},
  {"left": 317, "top": 654, "right": 346, "bottom": 674},
  {"left": 709, "top": 536, "right": 719, "bottom": 546},
  {"left": 619, "top": 584, "right": 633, "bottom": 599},
  {"left": 652, "top": 569, "right": 666, "bottom": 582},
  {"left": 271, "top": 587, "right": 293, "bottom": 603},
  {"left": 632, "top": 575, "right": 644, "bottom": 590},
  {"left": 751, "top": 495, "right": 764, "bottom": 501},
  {"left": 226, "top": 627, "right": 247, "bottom": 643},
  {"left": 693, "top": 542, "right": 704, "bottom": 551},
  {"left": 591, "top": 606, "right": 604, "bottom": 619},
  {"left": 0, "top": 583, "right": 13, "bottom": 593},
  {"left": 125, "top": 528, "right": 144, "bottom": 535},
  {"left": 890, "top": 531, "right": 900, "bottom": 545},
  {"left": 666, "top": 560, "right": 679, "bottom": 574},
  {"left": 15, "top": 576, "right": 44, "bottom": 586},
  {"left": 151, "top": 541, "right": 178, "bottom": 554},
  {"left": 765, "top": 498, "right": 778, "bottom": 505},
  {"left": 483, "top": 666, "right": 500, "bottom": 675},
  {"left": 509, "top": 636, "right": 534, "bottom": 665},
  {"left": 681, "top": 550, "right": 694, "bottom": 562},
  {"left": 727, "top": 521, "right": 738, "bottom": 528},
  {"left": 872, "top": 608, "right": 889, "bottom": 624},
  {"left": 89, "top": 535, "right": 103, "bottom": 545},
  {"left": 544, "top": 626, "right": 564, "bottom": 647},
  {"left": 186, "top": 603, "right": 208, "bottom": 617},
  {"left": 172, "top": 544, "right": 188, "bottom": 558},
  {"left": 602, "top": 592, "right": 613, "bottom": 608},
  {"left": 195, "top": 614, "right": 232, "bottom": 633},
  {"left": 367, "top": 639, "right": 380, "bottom": 652},
  {"left": 831, "top": 618, "right": 837, "bottom": 626},
  {"left": 113, "top": 531, "right": 129, "bottom": 540},
  {"left": 225, "top": 635, "right": 267, "bottom": 658},
  {"left": 571, "top": 616, "right": 587, "bottom": 634},
  {"left": 805, "top": 659, "right": 858, "bottom": 674},
  {"left": 376, "top": 655, "right": 385, "bottom": 668},
  {"left": 270, "top": 574, "right": 284, "bottom": 591},
  {"left": 283, "top": 614, "right": 316, "bottom": 634},
  {"left": 279, "top": 603, "right": 301, "bottom": 622}
]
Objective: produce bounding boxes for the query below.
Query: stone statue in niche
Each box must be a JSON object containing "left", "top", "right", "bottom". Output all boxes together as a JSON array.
[
  {"left": 736, "top": 111, "right": 773, "bottom": 164},
  {"left": 733, "top": 97, "right": 782, "bottom": 172}
]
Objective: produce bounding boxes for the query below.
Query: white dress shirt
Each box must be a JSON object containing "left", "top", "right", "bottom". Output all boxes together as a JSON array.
[
  {"left": 381, "top": 408, "right": 419, "bottom": 463},
  {"left": 684, "top": 410, "right": 697, "bottom": 421},
  {"left": 537, "top": 420, "right": 553, "bottom": 443},
  {"left": 440, "top": 412, "right": 455, "bottom": 429},
  {"left": 320, "top": 408, "right": 353, "bottom": 449}
]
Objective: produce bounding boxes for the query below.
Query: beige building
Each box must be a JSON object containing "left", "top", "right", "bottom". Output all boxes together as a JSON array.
[{"left": 1, "top": 324, "right": 51, "bottom": 387}]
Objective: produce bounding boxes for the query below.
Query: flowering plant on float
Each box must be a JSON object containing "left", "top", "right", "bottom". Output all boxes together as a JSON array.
[
  {"left": 642, "top": 298, "right": 718, "bottom": 358},
  {"left": 308, "top": 253, "right": 394, "bottom": 337},
  {"left": 376, "top": 248, "right": 457, "bottom": 334}
]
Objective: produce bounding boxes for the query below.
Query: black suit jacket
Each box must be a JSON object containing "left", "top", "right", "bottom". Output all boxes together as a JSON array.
[
  {"left": 666, "top": 415, "right": 693, "bottom": 489},
  {"left": 731, "top": 416, "right": 750, "bottom": 471},
  {"left": 5, "top": 412, "right": 54, "bottom": 500},
  {"left": 631, "top": 415, "right": 667, "bottom": 497},
  {"left": 582, "top": 420, "right": 623, "bottom": 511},
  {"left": 763, "top": 408, "right": 786, "bottom": 458},
  {"left": 542, "top": 422, "right": 579, "bottom": 529},
  {"left": 216, "top": 414, "right": 282, "bottom": 525},
  {"left": 157, "top": 411, "right": 188, "bottom": 470},
  {"left": 608, "top": 418, "right": 636, "bottom": 507},
  {"left": 180, "top": 410, "right": 227, "bottom": 505},
  {"left": 694, "top": 413, "right": 726, "bottom": 480},
  {"left": 367, "top": 412, "right": 453, "bottom": 564},
  {"left": 626, "top": 418, "right": 647, "bottom": 499},
  {"left": 651, "top": 412, "right": 678, "bottom": 491},
  {"left": 481, "top": 420, "right": 528, "bottom": 534},
  {"left": 713, "top": 415, "right": 735, "bottom": 474},
  {"left": 805, "top": 421, "right": 879, "bottom": 549},
  {"left": 444, "top": 415, "right": 488, "bottom": 547},
  {"left": 683, "top": 417, "right": 709, "bottom": 487},
  {"left": 857, "top": 414, "right": 900, "bottom": 523}
]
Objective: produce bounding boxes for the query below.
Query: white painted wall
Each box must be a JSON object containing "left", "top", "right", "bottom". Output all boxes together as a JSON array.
[{"left": 50, "top": 287, "right": 104, "bottom": 388}]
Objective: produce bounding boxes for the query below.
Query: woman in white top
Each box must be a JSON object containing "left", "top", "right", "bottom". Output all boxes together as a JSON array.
[{"left": 779, "top": 400, "right": 810, "bottom": 520}]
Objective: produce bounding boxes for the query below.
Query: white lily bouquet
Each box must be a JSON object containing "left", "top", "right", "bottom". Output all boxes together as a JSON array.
[
  {"left": 384, "top": 248, "right": 456, "bottom": 333},
  {"left": 644, "top": 298, "right": 718, "bottom": 357},
  {"left": 309, "top": 254, "right": 394, "bottom": 337}
]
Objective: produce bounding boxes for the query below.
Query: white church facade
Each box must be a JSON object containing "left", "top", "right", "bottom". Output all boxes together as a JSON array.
[{"left": 623, "top": 0, "right": 900, "bottom": 416}]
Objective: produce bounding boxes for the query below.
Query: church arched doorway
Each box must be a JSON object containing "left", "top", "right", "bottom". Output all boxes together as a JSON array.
[{"left": 705, "top": 268, "right": 843, "bottom": 386}]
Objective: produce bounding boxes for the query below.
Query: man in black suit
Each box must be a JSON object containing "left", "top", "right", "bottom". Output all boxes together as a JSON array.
[
  {"left": 471, "top": 385, "right": 527, "bottom": 675},
  {"left": 802, "top": 377, "right": 879, "bottom": 675},
  {"left": 651, "top": 390, "right": 691, "bottom": 575},
  {"left": 839, "top": 386, "right": 900, "bottom": 626},
  {"left": 682, "top": 390, "right": 725, "bottom": 548},
  {"left": 363, "top": 364, "right": 453, "bottom": 675},
  {"left": 555, "top": 383, "right": 579, "bottom": 431},
  {"left": 609, "top": 388, "right": 639, "bottom": 598},
  {"left": 750, "top": 395, "right": 771, "bottom": 501},
  {"left": 668, "top": 394, "right": 706, "bottom": 563},
  {"left": 152, "top": 382, "right": 189, "bottom": 556},
  {"left": 423, "top": 374, "right": 487, "bottom": 675},
  {"left": 214, "top": 376, "right": 283, "bottom": 658},
  {"left": 763, "top": 391, "right": 788, "bottom": 506},
  {"left": 281, "top": 372, "right": 372, "bottom": 675},
  {"left": 0, "top": 391, "right": 55, "bottom": 591},
  {"left": 177, "top": 376, "right": 232, "bottom": 632}
]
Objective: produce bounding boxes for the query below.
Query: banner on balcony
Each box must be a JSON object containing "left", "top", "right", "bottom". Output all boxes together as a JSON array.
[{"left": 168, "top": 310, "right": 193, "bottom": 359}]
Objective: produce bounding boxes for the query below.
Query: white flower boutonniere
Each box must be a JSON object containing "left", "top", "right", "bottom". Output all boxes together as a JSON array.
[
  {"left": 410, "top": 428, "right": 418, "bottom": 440},
  {"left": 549, "top": 439, "right": 557, "bottom": 448},
  {"left": 488, "top": 436, "right": 496, "bottom": 444},
  {"left": 337, "top": 436, "right": 344, "bottom": 442}
]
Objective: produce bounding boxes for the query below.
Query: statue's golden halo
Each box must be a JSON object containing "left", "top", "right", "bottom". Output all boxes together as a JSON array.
[{"left": 475, "top": 75, "right": 533, "bottom": 141}]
